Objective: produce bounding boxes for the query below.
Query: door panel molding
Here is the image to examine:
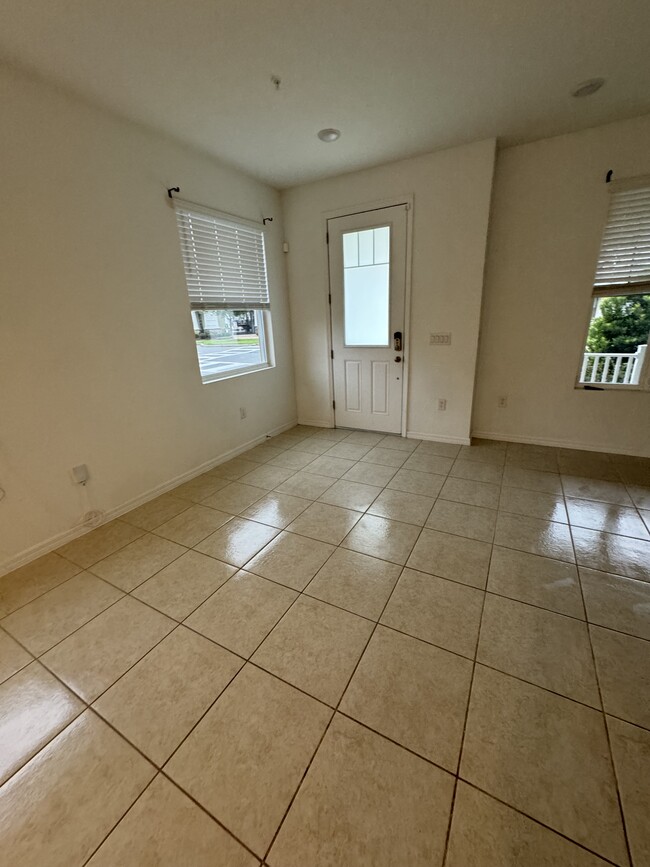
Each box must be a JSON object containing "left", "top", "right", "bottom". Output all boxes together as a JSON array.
[
  {"left": 344, "top": 360, "right": 362, "bottom": 412},
  {"left": 371, "top": 361, "right": 390, "bottom": 415}
]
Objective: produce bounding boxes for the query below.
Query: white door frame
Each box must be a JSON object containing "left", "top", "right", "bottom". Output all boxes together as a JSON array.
[{"left": 321, "top": 194, "right": 414, "bottom": 435}]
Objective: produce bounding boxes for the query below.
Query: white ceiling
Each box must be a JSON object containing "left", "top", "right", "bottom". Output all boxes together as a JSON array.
[{"left": 2, "top": 0, "right": 650, "bottom": 188}]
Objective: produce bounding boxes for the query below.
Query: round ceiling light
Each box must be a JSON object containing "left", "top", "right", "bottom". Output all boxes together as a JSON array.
[
  {"left": 317, "top": 128, "right": 341, "bottom": 142},
  {"left": 571, "top": 78, "right": 605, "bottom": 98}
]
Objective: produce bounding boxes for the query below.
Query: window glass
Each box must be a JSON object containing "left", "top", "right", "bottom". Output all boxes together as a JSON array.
[
  {"left": 343, "top": 226, "right": 390, "bottom": 346},
  {"left": 579, "top": 294, "right": 650, "bottom": 385},
  {"left": 192, "top": 309, "right": 267, "bottom": 380}
]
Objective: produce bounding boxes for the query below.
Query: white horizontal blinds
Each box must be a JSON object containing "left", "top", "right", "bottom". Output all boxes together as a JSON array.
[
  {"left": 175, "top": 202, "right": 270, "bottom": 309},
  {"left": 594, "top": 183, "right": 650, "bottom": 294}
]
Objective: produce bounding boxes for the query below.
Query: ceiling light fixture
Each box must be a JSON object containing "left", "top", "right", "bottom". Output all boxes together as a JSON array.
[
  {"left": 571, "top": 78, "right": 605, "bottom": 98},
  {"left": 317, "top": 128, "right": 341, "bottom": 142}
]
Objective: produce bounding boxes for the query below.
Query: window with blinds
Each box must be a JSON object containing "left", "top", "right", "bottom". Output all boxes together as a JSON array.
[
  {"left": 577, "top": 179, "right": 650, "bottom": 389},
  {"left": 174, "top": 201, "right": 270, "bottom": 309},
  {"left": 173, "top": 199, "right": 273, "bottom": 383},
  {"left": 593, "top": 182, "right": 650, "bottom": 295}
]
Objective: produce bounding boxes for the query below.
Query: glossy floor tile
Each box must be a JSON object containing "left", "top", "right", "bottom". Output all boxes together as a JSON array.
[
  {"left": 87, "top": 774, "right": 258, "bottom": 866},
  {"left": 153, "top": 503, "right": 233, "bottom": 547},
  {"left": 341, "top": 513, "right": 421, "bottom": 564},
  {"left": 195, "top": 517, "right": 279, "bottom": 566},
  {"left": 40, "top": 596, "right": 175, "bottom": 701},
  {"left": 407, "top": 528, "right": 491, "bottom": 588},
  {"left": 2, "top": 572, "right": 123, "bottom": 656},
  {"left": 93, "top": 626, "right": 242, "bottom": 764},
  {"left": 580, "top": 567, "right": 650, "bottom": 640},
  {"left": 0, "top": 662, "right": 83, "bottom": 784},
  {"left": 251, "top": 595, "right": 373, "bottom": 704},
  {"left": 268, "top": 713, "right": 454, "bottom": 867},
  {"left": 0, "top": 628, "right": 32, "bottom": 683},
  {"left": 340, "top": 625, "right": 472, "bottom": 770},
  {"left": 0, "top": 553, "right": 81, "bottom": 617},
  {"left": 1, "top": 429, "right": 648, "bottom": 865},
  {"left": 165, "top": 664, "right": 330, "bottom": 856},
  {"left": 184, "top": 570, "right": 297, "bottom": 657},
  {"left": 590, "top": 625, "right": 650, "bottom": 729},
  {"left": 132, "top": 550, "right": 236, "bottom": 620},
  {"left": 425, "top": 499, "right": 497, "bottom": 542},
  {"left": 305, "top": 547, "right": 400, "bottom": 619},
  {"left": 477, "top": 594, "right": 600, "bottom": 706},
  {"left": 56, "top": 520, "right": 144, "bottom": 568},
  {"left": 460, "top": 666, "right": 627, "bottom": 865},
  {"left": 487, "top": 545, "right": 584, "bottom": 617},
  {"left": 244, "top": 531, "right": 335, "bottom": 590},
  {"left": 381, "top": 567, "right": 484, "bottom": 658},
  {"left": 607, "top": 716, "right": 650, "bottom": 867},
  {"left": 0, "top": 712, "right": 154, "bottom": 867},
  {"left": 89, "top": 533, "right": 186, "bottom": 592},
  {"left": 286, "top": 501, "right": 361, "bottom": 544},
  {"left": 446, "top": 782, "right": 611, "bottom": 867}
]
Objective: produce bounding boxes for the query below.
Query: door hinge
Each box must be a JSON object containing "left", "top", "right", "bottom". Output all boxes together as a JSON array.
[
  {"left": 332, "top": 400, "right": 336, "bottom": 410},
  {"left": 328, "top": 293, "right": 332, "bottom": 305},
  {"left": 326, "top": 231, "right": 329, "bottom": 244},
  {"left": 331, "top": 349, "right": 334, "bottom": 359}
]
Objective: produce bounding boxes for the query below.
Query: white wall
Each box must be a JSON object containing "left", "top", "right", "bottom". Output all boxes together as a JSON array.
[
  {"left": 282, "top": 140, "right": 496, "bottom": 440},
  {"left": 0, "top": 65, "right": 296, "bottom": 571},
  {"left": 473, "top": 114, "right": 650, "bottom": 457}
]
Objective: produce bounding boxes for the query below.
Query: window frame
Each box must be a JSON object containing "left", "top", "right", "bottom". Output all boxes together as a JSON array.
[
  {"left": 575, "top": 179, "right": 650, "bottom": 392},
  {"left": 173, "top": 198, "right": 275, "bottom": 384},
  {"left": 193, "top": 308, "right": 274, "bottom": 385}
]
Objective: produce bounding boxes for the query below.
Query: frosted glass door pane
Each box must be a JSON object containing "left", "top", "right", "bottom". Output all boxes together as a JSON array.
[{"left": 343, "top": 226, "right": 390, "bottom": 346}]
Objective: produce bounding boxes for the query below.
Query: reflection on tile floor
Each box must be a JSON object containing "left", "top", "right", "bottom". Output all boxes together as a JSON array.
[{"left": 1, "top": 428, "right": 650, "bottom": 865}]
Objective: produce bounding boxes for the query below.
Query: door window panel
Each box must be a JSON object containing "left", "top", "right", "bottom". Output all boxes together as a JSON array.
[{"left": 343, "top": 226, "right": 390, "bottom": 346}]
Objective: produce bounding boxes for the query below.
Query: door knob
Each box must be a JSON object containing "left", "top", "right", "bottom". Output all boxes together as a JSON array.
[{"left": 395, "top": 356, "right": 402, "bottom": 362}]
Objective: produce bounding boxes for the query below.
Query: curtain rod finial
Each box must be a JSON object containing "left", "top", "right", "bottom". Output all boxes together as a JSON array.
[{"left": 168, "top": 186, "right": 180, "bottom": 199}]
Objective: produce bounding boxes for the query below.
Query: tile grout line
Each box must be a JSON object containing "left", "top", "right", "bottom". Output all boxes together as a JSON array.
[
  {"left": 455, "top": 779, "right": 626, "bottom": 867},
  {"left": 260, "top": 516, "right": 429, "bottom": 864},
  {"left": 568, "top": 519, "right": 635, "bottom": 867},
  {"left": 441, "top": 529, "right": 496, "bottom": 866},
  {"left": 80, "top": 772, "right": 161, "bottom": 867}
]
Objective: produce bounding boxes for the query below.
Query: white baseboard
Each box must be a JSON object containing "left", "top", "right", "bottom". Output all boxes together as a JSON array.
[
  {"left": 472, "top": 430, "right": 649, "bottom": 458},
  {"left": 0, "top": 418, "right": 298, "bottom": 578},
  {"left": 407, "top": 431, "right": 471, "bottom": 445},
  {"left": 297, "top": 418, "right": 332, "bottom": 428}
]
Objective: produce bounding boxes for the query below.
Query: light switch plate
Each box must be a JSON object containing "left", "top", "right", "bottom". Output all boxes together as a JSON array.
[{"left": 430, "top": 333, "right": 451, "bottom": 345}]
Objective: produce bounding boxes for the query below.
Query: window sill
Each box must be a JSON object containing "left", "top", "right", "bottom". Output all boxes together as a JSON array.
[
  {"left": 201, "top": 362, "right": 274, "bottom": 385},
  {"left": 575, "top": 382, "right": 649, "bottom": 392}
]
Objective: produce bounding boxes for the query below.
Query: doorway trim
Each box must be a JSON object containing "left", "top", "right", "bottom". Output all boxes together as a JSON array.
[{"left": 321, "top": 194, "right": 414, "bottom": 435}]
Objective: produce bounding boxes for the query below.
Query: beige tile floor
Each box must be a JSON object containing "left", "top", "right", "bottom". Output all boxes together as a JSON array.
[{"left": 1, "top": 427, "right": 650, "bottom": 866}]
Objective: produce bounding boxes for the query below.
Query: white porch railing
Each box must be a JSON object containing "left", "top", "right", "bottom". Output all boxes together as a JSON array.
[{"left": 580, "top": 344, "right": 647, "bottom": 385}]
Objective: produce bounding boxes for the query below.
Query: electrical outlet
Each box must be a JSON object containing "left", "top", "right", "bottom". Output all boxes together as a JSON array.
[
  {"left": 240, "top": 407, "right": 247, "bottom": 420},
  {"left": 70, "top": 464, "right": 89, "bottom": 485},
  {"left": 438, "top": 398, "right": 447, "bottom": 411},
  {"left": 498, "top": 396, "right": 508, "bottom": 408}
]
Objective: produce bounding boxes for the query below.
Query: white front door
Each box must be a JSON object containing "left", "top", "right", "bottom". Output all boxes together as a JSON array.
[{"left": 328, "top": 204, "right": 408, "bottom": 433}]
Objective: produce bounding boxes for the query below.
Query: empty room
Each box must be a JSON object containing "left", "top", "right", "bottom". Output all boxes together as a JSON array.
[{"left": 1, "top": 0, "right": 650, "bottom": 864}]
